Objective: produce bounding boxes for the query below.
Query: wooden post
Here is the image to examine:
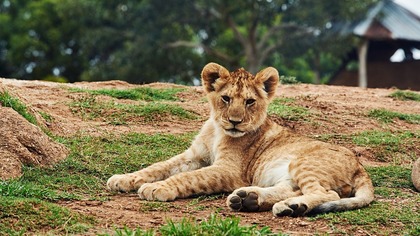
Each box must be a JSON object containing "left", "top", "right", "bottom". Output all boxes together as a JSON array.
[{"left": 358, "top": 39, "right": 369, "bottom": 88}]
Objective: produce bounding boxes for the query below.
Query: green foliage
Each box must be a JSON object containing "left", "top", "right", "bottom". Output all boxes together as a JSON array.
[
  {"left": 280, "top": 75, "right": 299, "bottom": 84},
  {"left": 0, "top": 0, "right": 376, "bottom": 84},
  {"left": 0, "top": 196, "right": 93, "bottom": 235},
  {"left": 368, "top": 109, "right": 420, "bottom": 124},
  {"left": 389, "top": 90, "right": 420, "bottom": 101},
  {"left": 0, "top": 90, "right": 37, "bottom": 125},
  {"left": 268, "top": 98, "right": 310, "bottom": 121}
]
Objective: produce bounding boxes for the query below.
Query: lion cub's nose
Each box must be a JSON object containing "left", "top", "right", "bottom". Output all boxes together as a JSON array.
[{"left": 229, "top": 119, "right": 242, "bottom": 126}]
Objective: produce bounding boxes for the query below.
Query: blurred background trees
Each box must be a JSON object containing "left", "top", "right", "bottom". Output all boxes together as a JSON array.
[{"left": 0, "top": 0, "right": 377, "bottom": 84}]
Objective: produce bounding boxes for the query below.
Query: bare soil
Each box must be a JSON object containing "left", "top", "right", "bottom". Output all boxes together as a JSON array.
[{"left": 1, "top": 78, "right": 419, "bottom": 235}]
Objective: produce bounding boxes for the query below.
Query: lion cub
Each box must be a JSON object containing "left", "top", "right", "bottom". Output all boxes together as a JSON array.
[{"left": 107, "top": 63, "right": 374, "bottom": 216}]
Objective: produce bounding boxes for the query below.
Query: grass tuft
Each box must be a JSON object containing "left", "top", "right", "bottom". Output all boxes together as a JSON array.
[
  {"left": 280, "top": 76, "right": 300, "bottom": 84},
  {"left": 0, "top": 196, "right": 93, "bottom": 235},
  {"left": 100, "top": 214, "right": 277, "bottom": 236},
  {"left": 0, "top": 181, "right": 77, "bottom": 201},
  {"left": 69, "top": 94, "right": 197, "bottom": 123},
  {"left": 366, "top": 166, "right": 412, "bottom": 189},
  {"left": 160, "top": 214, "right": 275, "bottom": 236},
  {"left": 313, "top": 201, "right": 419, "bottom": 235},
  {"left": 389, "top": 90, "right": 420, "bottom": 101},
  {"left": 70, "top": 87, "right": 184, "bottom": 101},
  {"left": 269, "top": 98, "right": 309, "bottom": 121},
  {"left": 351, "top": 130, "right": 418, "bottom": 163},
  {"left": 0, "top": 90, "right": 38, "bottom": 125},
  {"left": 368, "top": 108, "right": 420, "bottom": 124}
]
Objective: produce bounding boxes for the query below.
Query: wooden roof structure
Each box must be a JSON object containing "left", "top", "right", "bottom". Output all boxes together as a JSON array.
[
  {"left": 330, "top": 0, "right": 420, "bottom": 90},
  {"left": 339, "top": 0, "right": 420, "bottom": 41}
]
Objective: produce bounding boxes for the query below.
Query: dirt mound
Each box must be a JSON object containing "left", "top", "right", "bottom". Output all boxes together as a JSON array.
[{"left": 0, "top": 106, "right": 69, "bottom": 180}]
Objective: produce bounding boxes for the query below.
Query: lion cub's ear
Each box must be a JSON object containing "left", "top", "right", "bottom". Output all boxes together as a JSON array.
[
  {"left": 201, "top": 63, "right": 230, "bottom": 93},
  {"left": 255, "top": 67, "right": 279, "bottom": 100}
]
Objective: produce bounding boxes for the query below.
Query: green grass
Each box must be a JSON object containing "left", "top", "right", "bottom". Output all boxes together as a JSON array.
[
  {"left": 368, "top": 108, "right": 420, "bottom": 124},
  {"left": 2, "top": 128, "right": 419, "bottom": 235},
  {"left": 70, "top": 87, "right": 184, "bottom": 101},
  {"left": 280, "top": 75, "right": 299, "bottom": 84},
  {"left": 367, "top": 166, "right": 413, "bottom": 189},
  {"left": 0, "top": 90, "right": 38, "bottom": 125},
  {"left": 1, "top": 132, "right": 195, "bottom": 234},
  {"left": 103, "top": 215, "right": 277, "bottom": 236},
  {"left": 389, "top": 90, "right": 420, "bottom": 101},
  {"left": 312, "top": 165, "right": 419, "bottom": 235},
  {"left": 269, "top": 98, "right": 310, "bottom": 121},
  {"left": 159, "top": 214, "right": 275, "bottom": 236},
  {"left": 0, "top": 180, "right": 76, "bottom": 201},
  {"left": 351, "top": 130, "right": 418, "bottom": 163},
  {"left": 69, "top": 94, "right": 197, "bottom": 123},
  {"left": 137, "top": 102, "right": 198, "bottom": 121},
  {"left": 139, "top": 202, "right": 173, "bottom": 212},
  {"left": 312, "top": 201, "right": 419, "bottom": 235},
  {"left": 2, "top": 83, "right": 418, "bottom": 235},
  {"left": 317, "top": 130, "right": 418, "bottom": 164},
  {"left": 4, "top": 133, "right": 195, "bottom": 199},
  {"left": 0, "top": 196, "right": 93, "bottom": 235}
]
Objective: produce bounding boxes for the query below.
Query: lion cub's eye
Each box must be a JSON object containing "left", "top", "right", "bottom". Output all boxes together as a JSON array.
[
  {"left": 246, "top": 99, "right": 256, "bottom": 106},
  {"left": 221, "top": 96, "right": 231, "bottom": 103}
]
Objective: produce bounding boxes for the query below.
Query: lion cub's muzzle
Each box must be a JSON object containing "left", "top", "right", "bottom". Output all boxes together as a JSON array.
[{"left": 223, "top": 118, "right": 247, "bottom": 137}]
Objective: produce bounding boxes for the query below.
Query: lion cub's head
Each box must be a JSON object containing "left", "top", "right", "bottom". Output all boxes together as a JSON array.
[{"left": 201, "top": 63, "right": 279, "bottom": 138}]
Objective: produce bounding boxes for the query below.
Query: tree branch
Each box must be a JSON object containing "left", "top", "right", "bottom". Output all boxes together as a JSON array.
[
  {"left": 257, "top": 22, "right": 301, "bottom": 51},
  {"left": 226, "top": 16, "right": 247, "bottom": 47}
]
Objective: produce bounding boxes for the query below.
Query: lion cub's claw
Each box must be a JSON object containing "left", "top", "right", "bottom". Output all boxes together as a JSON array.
[
  {"left": 107, "top": 174, "right": 132, "bottom": 192},
  {"left": 228, "top": 190, "right": 260, "bottom": 212},
  {"left": 106, "top": 174, "right": 144, "bottom": 193},
  {"left": 273, "top": 202, "right": 308, "bottom": 217},
  {"left": 138, "top": 182, "right": 176, "bottom": 201}
]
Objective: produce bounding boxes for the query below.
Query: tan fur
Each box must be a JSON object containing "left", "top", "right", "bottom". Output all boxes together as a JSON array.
[{"left": 107, "top": 63, "right": 374, "bottom": 216}]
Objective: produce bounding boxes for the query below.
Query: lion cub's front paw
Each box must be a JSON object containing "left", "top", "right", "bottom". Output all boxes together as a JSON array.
[
  {"left": 138, "top": 182, "right": 177, "bottom": 201},
  {"left": 227, "top": 190, "right": 260, "bottom": 212},
  {"left": 106, "top": 174, "right": 144, "bottom": 192}
]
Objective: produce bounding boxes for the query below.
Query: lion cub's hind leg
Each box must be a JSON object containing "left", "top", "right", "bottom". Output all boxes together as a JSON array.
[{"left": 227, "top": 183, "right": 301, "bottom": 212}]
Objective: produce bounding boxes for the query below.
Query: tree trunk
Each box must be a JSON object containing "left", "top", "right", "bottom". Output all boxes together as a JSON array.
[
  {"left": 358, "top": 39, "right": 369, "bottom": 88},
  {"left": 313, "top": 52, "right": 321, "bottom": 84}
]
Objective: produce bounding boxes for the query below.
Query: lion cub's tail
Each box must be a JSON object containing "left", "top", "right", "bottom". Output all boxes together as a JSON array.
[{"left": 310, "top": 170, "right": 375, "bottom": 215}]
